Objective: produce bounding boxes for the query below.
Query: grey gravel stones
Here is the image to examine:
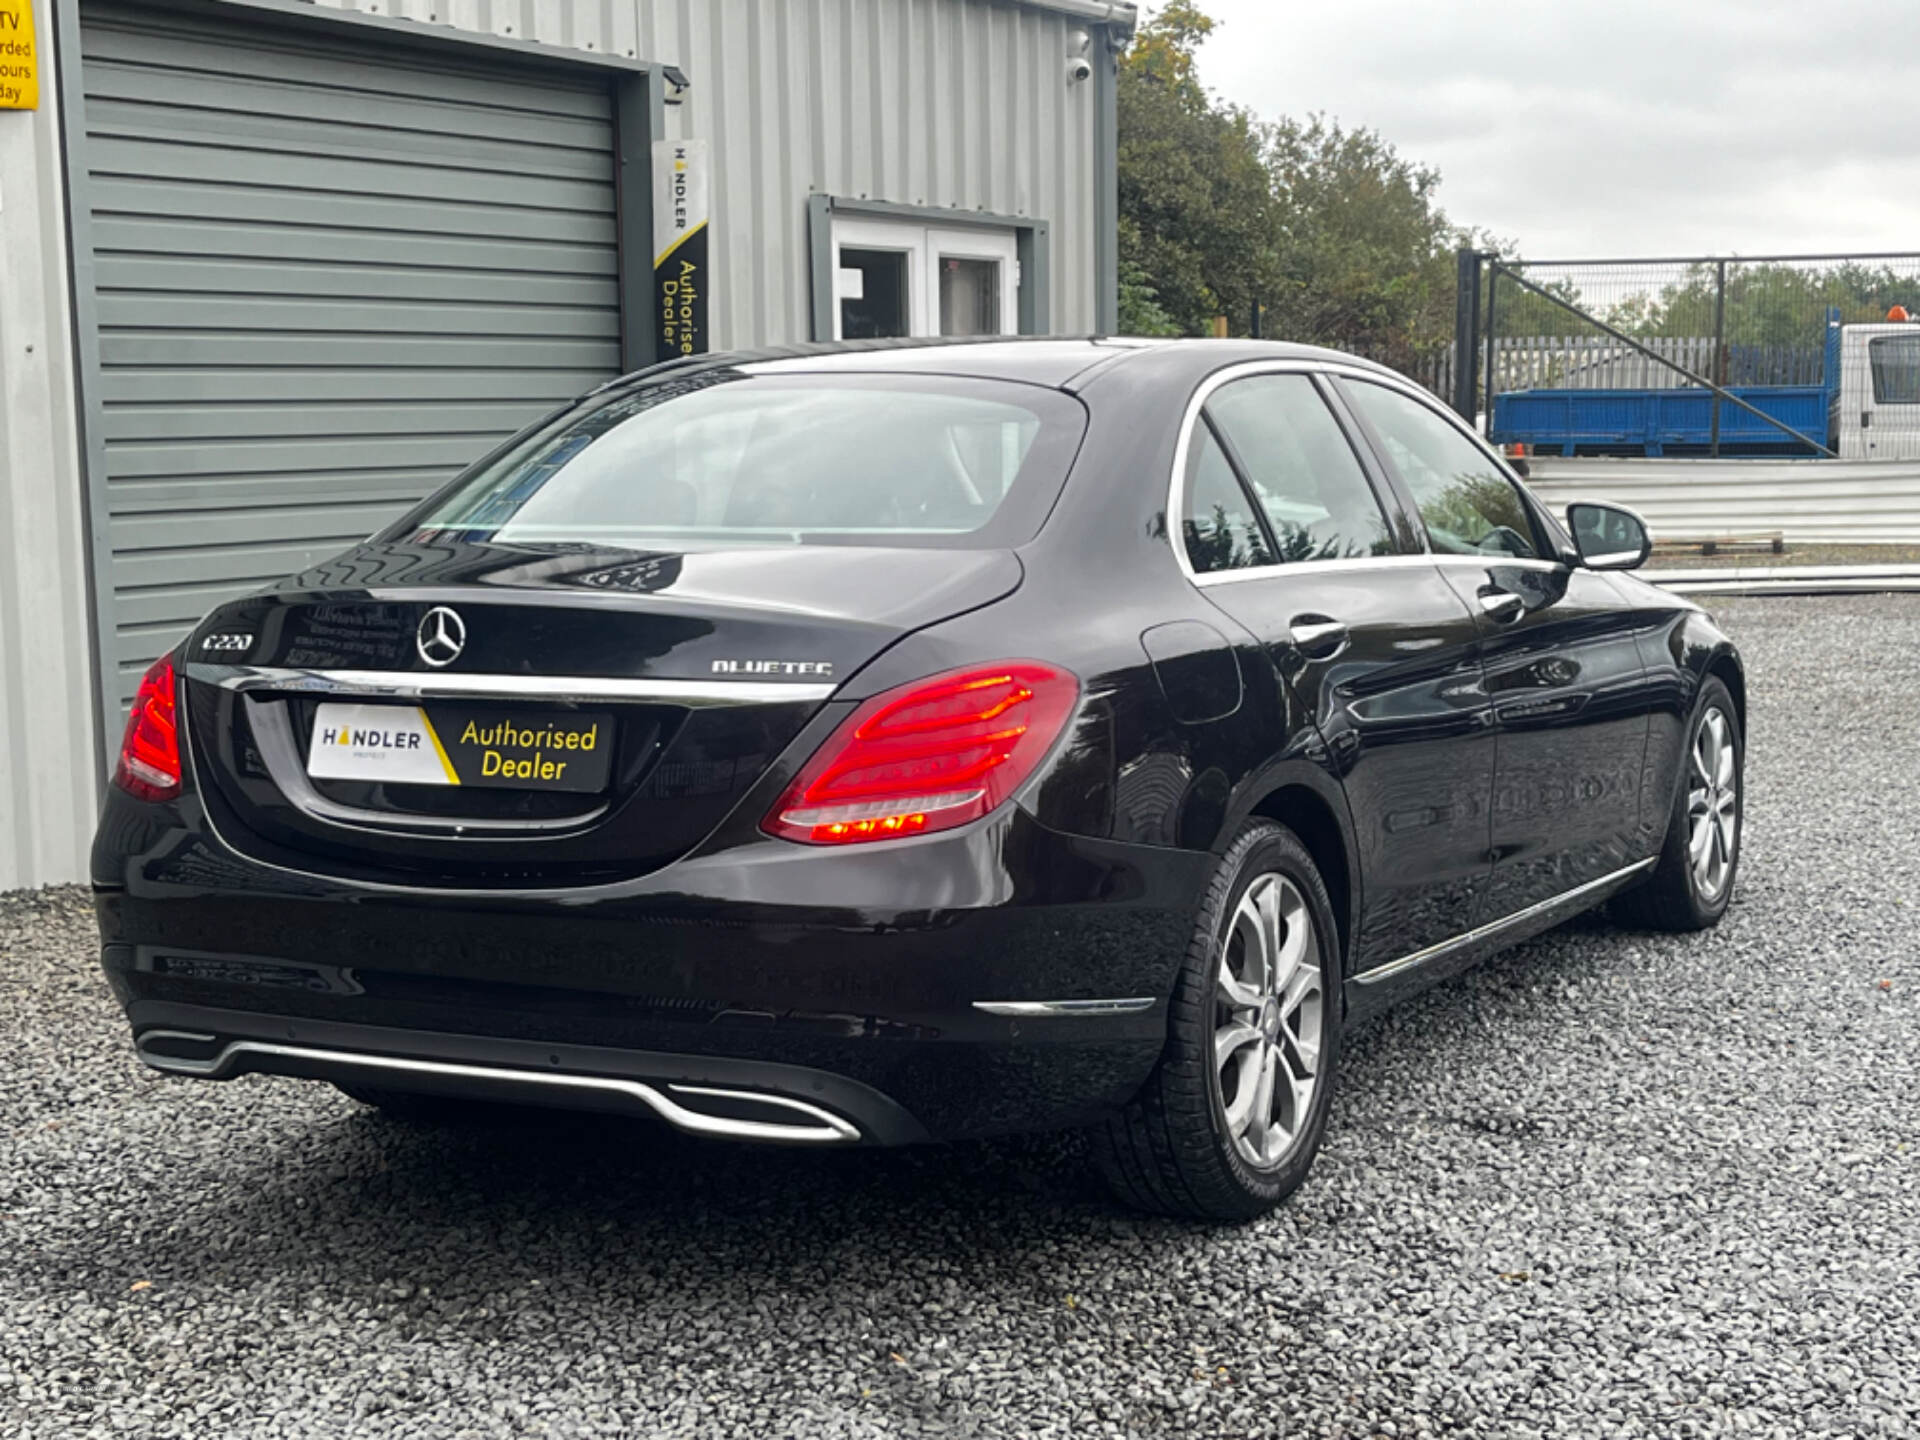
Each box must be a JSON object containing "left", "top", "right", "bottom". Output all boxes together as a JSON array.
[{"left": 3, "top": 594, "right": 1916, "bottom": 1438}]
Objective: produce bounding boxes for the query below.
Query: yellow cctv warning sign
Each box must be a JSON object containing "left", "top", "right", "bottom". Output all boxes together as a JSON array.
[{"left": 0, "top": 0, "right": 37, "bottom": 111}]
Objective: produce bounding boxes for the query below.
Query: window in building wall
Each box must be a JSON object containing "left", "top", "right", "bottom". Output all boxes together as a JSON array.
[
  {"left": 939, "top": 256, "right": 1001, "bottom": 336},
  {"left": 838, "top": 248, "right": 909, "bottom": 340},
  {"left": 831, "top": 216, "right": 1018, "bottom": 339}
]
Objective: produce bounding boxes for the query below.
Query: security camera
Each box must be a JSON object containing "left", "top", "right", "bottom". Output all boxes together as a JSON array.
[{"left": 1067, "top": 55, "right": 1093, "bottom": 83}]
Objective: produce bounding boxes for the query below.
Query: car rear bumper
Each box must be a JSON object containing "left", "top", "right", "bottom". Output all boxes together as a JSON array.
[
  {"left": 122, "top": 999, "right": 921, "bottom": 1144},
  {"left": 93, "top": 801, "right": 1208, "bottom": 1143}
]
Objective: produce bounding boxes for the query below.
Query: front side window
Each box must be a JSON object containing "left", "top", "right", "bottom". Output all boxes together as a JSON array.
[
  {"left": 403, "top": 372, "right": 1085, "bottom": 550},
  {"left": 1181, "top": 423, "right": 1273, "bottom": 573},
  {"left": 1206, "top": 375, "right": 1396, "bottom": 563},
  {"left": 1343, "top": 381, "right": 1540, "bottom": 559},
  {"left": 1870, "top": 335, "right": 1920, "bottom": 405}
]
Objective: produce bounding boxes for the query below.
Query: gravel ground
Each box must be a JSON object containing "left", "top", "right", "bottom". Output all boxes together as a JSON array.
[{"left": 4, "top": 595, "right": 1918, "bottom": 1439}]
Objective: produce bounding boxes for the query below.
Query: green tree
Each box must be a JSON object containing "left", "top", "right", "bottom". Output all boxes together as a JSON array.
[
  {"left": 1116, "top": 2, "right": 1282, "bottom": 336},
  {"left": 1260, "top": 115, "right": 1460, "bottom": 369},
  {"left": 1116, "top": 4, "right": 1469, "bottom": 371},
  {"left": 1619, "top": 261, "right": 1917, "bottom": 344},
  {"left": 1117, "top": 238, "right": 1181, "bottom": 337}
]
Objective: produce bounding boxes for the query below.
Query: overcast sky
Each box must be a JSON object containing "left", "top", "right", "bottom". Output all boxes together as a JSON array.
[{"left": 1189, "top": 0, "right": 1920, "bottom": 260}]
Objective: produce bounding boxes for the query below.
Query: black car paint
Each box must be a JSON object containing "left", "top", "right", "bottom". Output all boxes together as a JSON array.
[
  {"left": 1196, "top": 556, "right": 1497, "bottom": 971},
  {"left": 92, "top": 338, "right": 1743, "bottom": 1145},
  {"left": 179, "top": 544, "right": 1025, "bottom": 886},
  {"left": 1442, "top": 558, "right": 1657, "bottom": 918}
]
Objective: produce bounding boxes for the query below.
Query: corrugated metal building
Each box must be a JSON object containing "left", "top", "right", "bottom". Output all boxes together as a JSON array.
[{"left": 0, "top": 0, "right": 1134, "bottom": 890}]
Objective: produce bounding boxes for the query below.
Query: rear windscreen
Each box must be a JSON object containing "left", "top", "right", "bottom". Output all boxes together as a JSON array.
[{"left": 400, "top": 370, "right": 1087, "bottom": 549}]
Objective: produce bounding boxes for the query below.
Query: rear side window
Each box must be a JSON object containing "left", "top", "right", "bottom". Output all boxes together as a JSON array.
[
  {"left": 1343, "top": 381, "right": 1541, "bottom": 559},
  {"left": 1182, "top": 423, "right": 1273, "bottom": 573},
  {"left": 403, "top": 371, "right": 1087, "bottom": 550},
  {"left": 1870, "top": 335, "right": 1920, "bottom": 404},
  {"left": 1206, "top": 375, "right": 1395, "bottom": 562}
]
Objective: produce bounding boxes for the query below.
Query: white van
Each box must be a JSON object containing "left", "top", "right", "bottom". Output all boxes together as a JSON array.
[{"left": 1834, "top": 320, "right": 1920, "bottom": 461}]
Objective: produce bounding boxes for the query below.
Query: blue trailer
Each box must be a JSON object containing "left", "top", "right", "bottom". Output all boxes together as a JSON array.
[{"left": 1490, "top": 310, "right": 1842, "bottom": 456}]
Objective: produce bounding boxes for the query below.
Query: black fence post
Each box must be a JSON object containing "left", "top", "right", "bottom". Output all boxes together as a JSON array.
[
  {"left": 1482, "top": 262, "right": 1501, "bottom": 437},
  {"left": 1250, "top": 297, "right": 1263, "bottom": 339},
  {"left": 1709, "top": 259, "right": 1727, "bottom": 457},
  {"left": 1453, "top": 247, "right": 1481, "bottom": 422}
]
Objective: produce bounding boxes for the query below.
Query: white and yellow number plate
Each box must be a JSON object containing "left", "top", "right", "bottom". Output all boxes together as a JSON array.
[{"left": 306, "top": 703, "right": 613, "bottom": 794}]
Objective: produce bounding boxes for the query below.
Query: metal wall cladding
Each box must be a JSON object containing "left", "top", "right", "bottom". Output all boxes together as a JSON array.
[
  {"left": 1527, "top": 458, "right": 1920, "bottom": 545},
  {"left": 0, "top": 8, "right": 98, "bottom": 890},
  {"left": 317, "top": 0, "right": 1103, "bottom": 341},
  {"left": 80, "top": 2, "right": 624, "bottom": 711},
  {"left": 0, "top": 0, "right": 1104, "bottom": 888},
  {"left": 312, "top": 0, "right": 645, "bottom": 59}
]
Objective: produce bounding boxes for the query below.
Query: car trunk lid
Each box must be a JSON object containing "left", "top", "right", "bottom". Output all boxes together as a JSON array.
[{"left": 180, "top": 538, "right": 1021, "bottom": 886}]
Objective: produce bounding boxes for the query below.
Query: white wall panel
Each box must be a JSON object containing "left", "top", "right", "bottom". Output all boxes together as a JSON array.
[
  {"left": 0, "top": 10, "right": 98, "bottom": 891},
  {"left": 317, "top": 0, "right": 1103, "bottom": 342},
  {"left": 0, "top": 0, "right": 1110, "bottom": 886},
  {"left": 318, "top": 0, "right": 643, "bottom": 57}
]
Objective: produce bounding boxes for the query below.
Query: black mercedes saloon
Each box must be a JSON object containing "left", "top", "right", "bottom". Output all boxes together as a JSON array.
[{"left": 93, "top": 338, "right": 1744, "bottom": 1221}]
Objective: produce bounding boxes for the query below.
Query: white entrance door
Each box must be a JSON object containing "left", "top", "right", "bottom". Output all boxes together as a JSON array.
[{"left": 832, "top": 215, "right": 1019, "bottom": 340}]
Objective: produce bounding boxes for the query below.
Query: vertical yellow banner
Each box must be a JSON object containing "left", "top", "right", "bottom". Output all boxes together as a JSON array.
[{"left": 0, "top": 0, "right": 37, "bottom": 111}]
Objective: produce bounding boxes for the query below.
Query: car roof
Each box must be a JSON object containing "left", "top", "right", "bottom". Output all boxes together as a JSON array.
[{"left": 600, "top": 336, "right": 1404, "bottom": 394}]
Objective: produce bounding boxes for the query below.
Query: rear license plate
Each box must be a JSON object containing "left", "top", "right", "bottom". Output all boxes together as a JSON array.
[{"left": 306, "top": 702, "right": 614, "bottom": 794}]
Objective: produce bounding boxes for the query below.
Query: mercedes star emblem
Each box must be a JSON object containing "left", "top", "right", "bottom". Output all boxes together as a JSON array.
[{"left": 416, "top": 606, "right": 467, "bottom": 668}]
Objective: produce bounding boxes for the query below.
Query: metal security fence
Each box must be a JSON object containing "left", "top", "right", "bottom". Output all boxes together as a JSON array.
[
  {"left": 1350, "top": 344, "right": 1454, "bottom": 402},
  {"left": 1453, "top": 251, "right": 1920, "bottom": 461},
  {"left": 1490, "top": 334, "right": 1828, "bottom": 391}
]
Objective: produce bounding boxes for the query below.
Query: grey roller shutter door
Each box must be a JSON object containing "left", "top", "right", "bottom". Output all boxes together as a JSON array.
[{"left": 77, "top": 3, "right": 623, "bottom": 708}]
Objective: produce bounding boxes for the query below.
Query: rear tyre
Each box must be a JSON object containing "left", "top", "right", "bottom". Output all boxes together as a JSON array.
[
  {"left": 1092, "top": 820, "right": 1342, "bottom": 1222},
  {"left": 1613, "top": 675, "right": 1742, "bottom": 932}
]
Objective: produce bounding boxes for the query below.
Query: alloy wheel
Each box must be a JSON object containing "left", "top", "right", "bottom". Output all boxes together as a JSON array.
[
  {"left": 1687, "top": 706, "right": 1739, "bottom": 901},
  {"left": 1213, "top": 872, "right": 1324, "bottom": 1169}
]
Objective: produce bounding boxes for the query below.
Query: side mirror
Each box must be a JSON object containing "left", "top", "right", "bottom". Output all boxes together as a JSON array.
[{"left": 1567, "top": 502, "right": 1652, "bottom": 570}]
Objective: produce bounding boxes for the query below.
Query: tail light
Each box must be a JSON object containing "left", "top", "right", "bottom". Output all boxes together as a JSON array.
[
  {"left": 114, "top": 655, "right": 182, "bottom": 803},
  {"left": 765, "top": 661, "right": 1079, "bottom": 845}
]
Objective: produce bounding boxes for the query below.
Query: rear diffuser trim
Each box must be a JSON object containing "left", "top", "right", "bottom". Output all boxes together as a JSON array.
[{"left": 135, "top": 1031, "right": 862, "bottom": 1145}]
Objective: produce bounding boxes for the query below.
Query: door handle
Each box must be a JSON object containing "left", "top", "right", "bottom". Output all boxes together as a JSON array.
[
  {"left": 1288, "top": 616, "right": 1349, "bottom": 659},
  {"left": 1479, "top": 590, "right": 1527, "bottom": 623}
]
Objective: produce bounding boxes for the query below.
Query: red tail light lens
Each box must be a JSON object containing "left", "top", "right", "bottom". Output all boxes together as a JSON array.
[
  {"left": 765, "top": 661, "right": 1080, "bottom": 845},
  {"left": 114, "top": 655, "right": 182, "bottom": 803}
]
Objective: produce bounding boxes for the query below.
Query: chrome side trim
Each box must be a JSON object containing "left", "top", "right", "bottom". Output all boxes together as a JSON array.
[
  {"left": 1433, "top": 554, "right": 1564, "bottom": 573},
  {"left": 1186, "top": 552, "right": 1567, "bottom": 590},
  {"left": 1353, "top": 857, "right": 1657, "bottom": 987},
  {"left": 971, "top": 997, "right": 1157, "bottom": 1018},
  {"left": 1188, "top": 554, "right": 1439, "bottom": 587},
  {"left": 135, "top": 1037, "right": 861, "bottom": 1145},
  {"left": 186, "top": 663, "right": 836, "bottom": 707}
]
